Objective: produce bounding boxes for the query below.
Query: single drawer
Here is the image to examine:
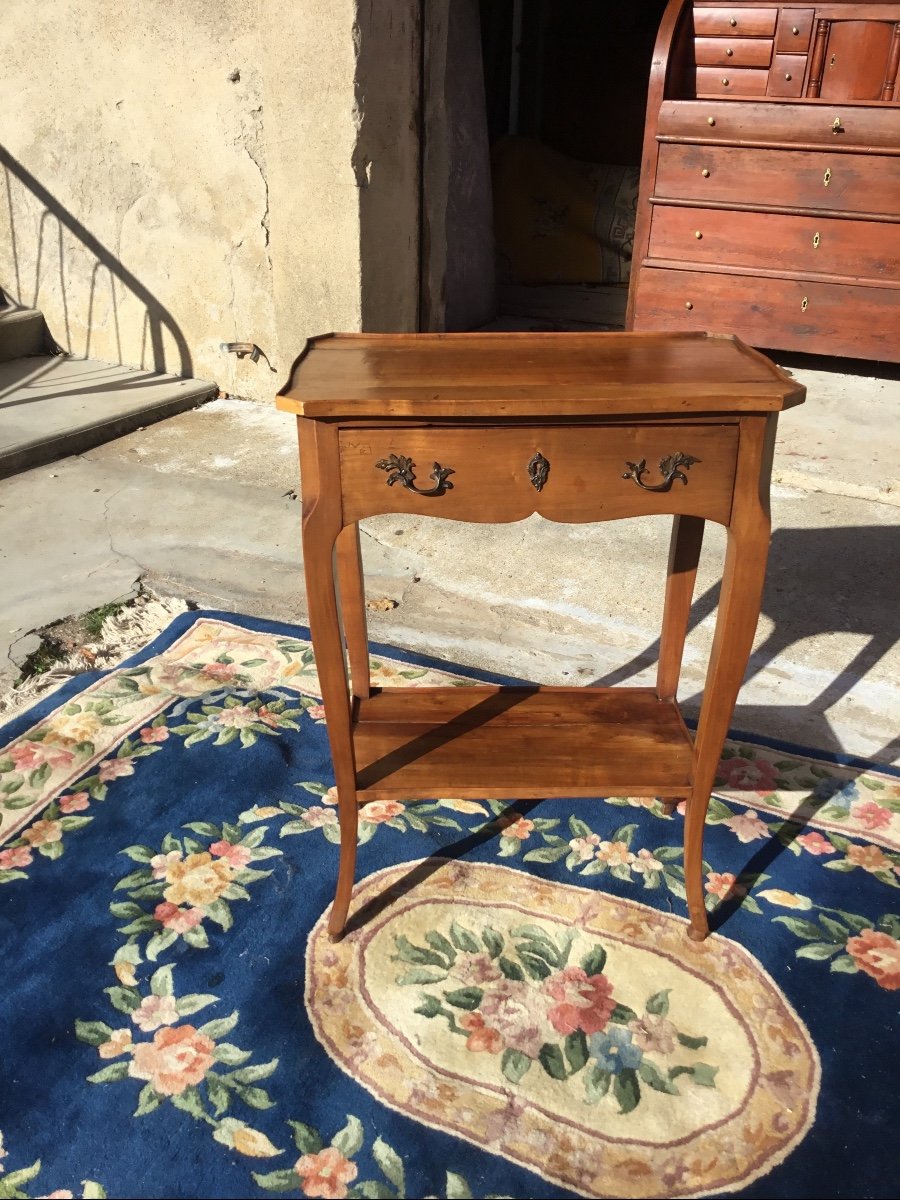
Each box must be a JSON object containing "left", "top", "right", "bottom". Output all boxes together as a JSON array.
[
  {"left": 775, "top": 8, "right": 813, "bottom": 53},
  {"left": 657, "top": 99, "right": 900, "bottom": 149},
  {"left": 694, "top": 6, "right": 777, "bottom": 36},
  {"left": 695, "top": 66, "right": 770, "bottom": 95},
  {"left": 339, "top": 425, "right": 738, "bottom": 526},
  {"left": 767, "top": 54, "right": 807, "bottom": 97},
  {"left": 694, "top": 36, "right": 774, "bottom": 66},
  {"left": 648, "top": 206, "right": 900, "bottom": 282},
  {"left": 630, "top": 266, "right": 900, "bottom": 361},
  {"left": 653, "top": 143, "right": 900, "bottom": 215}
]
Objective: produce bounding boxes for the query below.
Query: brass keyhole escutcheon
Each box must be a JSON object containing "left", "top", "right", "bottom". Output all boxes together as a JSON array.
[
  {"left": 832, "top": 116, "right": 843, "bottom": 134},
  {"left": 823, "top": 167, "right": 832, "bottom": 186},
  {"left": 801, "top": 296, "right": 809, "bottom": 312},
  {"left": 830, "top": 53, "right": 836, "bottom": 67},
  {"left": 813, "top": 231, "right": 820, "bottom": 249}
]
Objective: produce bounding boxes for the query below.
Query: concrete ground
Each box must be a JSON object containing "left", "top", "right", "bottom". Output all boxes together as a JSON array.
[{"left": 1, "top": 351, "right": 898, "bottom": 766}]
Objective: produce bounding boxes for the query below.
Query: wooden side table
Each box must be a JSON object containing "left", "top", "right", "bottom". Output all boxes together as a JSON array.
[{"left": 277, "top": 331, "right": 805, "bottom": 942}]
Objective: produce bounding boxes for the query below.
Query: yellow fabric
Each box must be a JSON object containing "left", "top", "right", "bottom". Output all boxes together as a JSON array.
[{"left": 491, "top": 136, "right": 639, "bottom": 285}]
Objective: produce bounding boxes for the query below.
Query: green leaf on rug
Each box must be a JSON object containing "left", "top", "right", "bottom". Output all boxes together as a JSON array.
[
  {"left": 332, "top": 1114, "right": 365, "bottom": 1158},
  {"left": 288, "top": 1121, "right": 323, "bottom": 1154},
  {"left": 372, "top": 1136, "right": 406, "bottom": 1191}
]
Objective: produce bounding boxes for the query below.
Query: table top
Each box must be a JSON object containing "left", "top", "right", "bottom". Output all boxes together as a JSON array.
[{"left": 276, "top": 331, "right": 805, "bottom": 420}]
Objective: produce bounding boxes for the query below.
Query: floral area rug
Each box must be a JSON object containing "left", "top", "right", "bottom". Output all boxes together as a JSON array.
[{"left": 1, "top": 611, "right": 898, "bottom": 1200}]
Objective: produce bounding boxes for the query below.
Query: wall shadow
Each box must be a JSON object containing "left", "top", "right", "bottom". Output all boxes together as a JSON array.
[{"left": 1, "top": 145, "right": 192, "bottom": 378}]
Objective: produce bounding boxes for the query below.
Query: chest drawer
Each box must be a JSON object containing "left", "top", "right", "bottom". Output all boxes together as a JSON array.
[
  {"left": 694, "top": 36, "right": 774, "bottom": 66},
  {"left": 631, "top": 266, "right": 900, "bottom": 361},
  {"left": 648, "top": 205, "right": 900, "bottom": 282},
  {"left": 694, "top": 6, "right": 778, "bottom": 36},
  {"left": 339, "top": 425, "right": 738, "bottom": 526},
  {"left": 695, "top": 66, "right": 770, "bottom": 95},
  {"left": 657, "top": 99, "right": 900, "bottom": 149},
  {"left": 775, "top": 8, "right": 813, "bottom": 53},
  {"left": 654, "top": 143, "right": 900, "bottom": 215}
]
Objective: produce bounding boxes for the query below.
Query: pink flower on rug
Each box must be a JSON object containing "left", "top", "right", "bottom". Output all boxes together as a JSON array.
[
  {"left": 596, "top": 840, "right": 635, "bottom": 868},
  {"left": 0, "top": 846, "right": 33, "bottom": 869},
  {"left": 294, "top": 1146, "right": 358, "bottom": 1199},
  {"left": 201, "top": 661, "right": 237, "bottom": 682},
  {"left": 59, "top": 792, "right": 90, "bottom": 813},
  {"left": 216, "top": 705, "right": 258, "bottom": 729},
  {"left": 629, "top": 1013, "right": 677, "bottom": 1054},
  {"left": 705, "top": 871, "right": 746, "bottom": 901},
  {"left": 305, "top": 704, "right": 327, "bottom": 721},
  {"left": 717, "top": 755, "right": 779, "bottom": 794},
  {"left": 151, "top": 850, "right": 183, "bottom": 880},
  {"left": 37, "top": 1190, "right": 74, "bottom": 1198},
  {"left": 322, "top": 787, "right": 339, "bottom": 806},
  {"left": 153, "top": 901, "right": 204, "bottom": 933},
  {"left": 9, "top": 740, "right": 74, "bottom": 772},
  {"left": 21, "top": 819, "right": 63, "bottom": 847},
  {"left": 846, "top": 928, "right": 900, "bottom": 990},
  {"left": 723, "top": 808, "right": 770, "bottom": 843},
  {"left": 98, "top": 1028, "right": 133, "bottom": 1058},
  {"left": 478, "top": 980, "right": 546, "bottom": 1057},
  {"left": 502, "top": 817, "right": 535, "bottom": 841},
  {"left": 850, "top": 799, "right": 892, "bottom": 832},
  {"left": 209, "top": 840, "right": 252, "bottom": 867},
  {"left": 132, "top": 994, "right": 180, "bottom": 1032},
  {"left": 304, "top": 806, "right": 339, "bottom": 828},
  {"left": 569, "top": 834, "right": 601, "bottom": 861},
  {"left": 846, "top": 844, "right": 893, "bottom": 874},
  {"left": 796, "top": 831, "right": 836, "bottom": 856},
  {"left": 359, "top": 800, "right": 405, "bottom": 824},
  {"left": 140, "top": 725, "right": 169, "bottom": 744},
  {"left": 128, "top": 1025, "right": 216, "bottom": 1095},
  {"left": 98, "top": 757, "right": 135, "bottom": 782},
  {"left": 544, "top": 966, "right": 616, "bottom": 1036},
  {"left": 458, "top": 1011, "right": 503, "bottom": 1053},
  {"left": 256, "top": 705, "right": 280, "bottom": 728},
  {"left": 456, "top": 952, "right": 503, "bottom": 985},
  {"left": 632, "top": 848, "right": 664, "bottom": 874}
]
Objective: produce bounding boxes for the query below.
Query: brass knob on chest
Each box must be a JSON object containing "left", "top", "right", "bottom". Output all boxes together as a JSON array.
[
  {"left": 701, "top": 168, "right": 710, "bottom": 177},
  {"left": 726, "top": 47, "right": 733, "bottom": 55},
  {"left": 730, "top": 16, "right": 737, "bottom": 25},
  {"left": 707, "top": 116, "right": 716, "bottom": 125},
  {"left": 722, "top": 77, "right": 730, "bottom": 85},
  {"left": 785, "top": 72, "right": 792, "bottom": 80},
  {"left": 685, "top": 301, "right": 693, "bottom": 309},
  {"left": 792, "top": 25, "right": 800, "bottom": 34},
  {"left": 695, "top": 230, "right": 703, "bottom": 239}
]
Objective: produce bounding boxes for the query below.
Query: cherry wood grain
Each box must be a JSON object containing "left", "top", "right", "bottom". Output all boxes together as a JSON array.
[
  {"left": 648, "top": 204, "right": 900, "bottom": 279},
  {"left": 820, "top": 19, "right": 895, "bottom": 99},
  {"left": 694, "top": 35, "right": 776, "bottom": 63},
  {"left": 656, "top": 98, "right": 900, "bottom": 149},
  {"left": 654, "top": 143, "right": 900, "bottom": 212},
  {"left": 775, "top": 7, "right": 814, "bottom": 52},
  {"left": 694, "top": 6, "right": 779, "bottom": 36},
  {"left": 277, "top": 332, "right": 803, "bottom": 418},
  {"left": 696, "top": 65, "right": 771, "bottom": 93},
  {"left": 339, "top": 423, "right": 738, "bottom": 526},
  {"left": 291, "top": 331, "right": 804, "bottom": 943},
  {"left": 631, "top": 265, "right": 900, "bottom": 358},
  {"left": 353, "top": 687, "right": 694, "bottom": 799}
]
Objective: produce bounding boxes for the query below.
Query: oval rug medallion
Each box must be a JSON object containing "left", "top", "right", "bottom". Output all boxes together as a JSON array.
[{"left": 306, "top": 860, "right": 820, "bottom": 1198}]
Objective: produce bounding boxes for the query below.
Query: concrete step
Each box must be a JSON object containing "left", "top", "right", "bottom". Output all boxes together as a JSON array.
[
  {"left": 0, "top": 304, "right": 49, "bottom": 361},
  {"left": 0, "top": 355, "right": 217, "bottom": 479}
]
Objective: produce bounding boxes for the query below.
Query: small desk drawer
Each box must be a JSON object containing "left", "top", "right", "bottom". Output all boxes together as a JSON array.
[
  {"left": 694, "top": 36, "right": 774, "bottom": 66},
  {"left": 339, "top": 425, "right": 738, "bottom": 525},
  {"left": 695, "top": 66, "right": 770, "bottom": 95},
  {"left": 775, "top": 8, "right": 813, "bottom": 53},
  {"left": 694, "top": 6, "right": 778, "bottom": 36},
  {"left": 767, "top": 54, "right": 808, "bottom": 96}
]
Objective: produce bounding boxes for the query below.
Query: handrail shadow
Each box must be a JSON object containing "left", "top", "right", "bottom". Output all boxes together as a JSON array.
[{"left": 1, "top": 145, "right": 192, "bottom": 377}]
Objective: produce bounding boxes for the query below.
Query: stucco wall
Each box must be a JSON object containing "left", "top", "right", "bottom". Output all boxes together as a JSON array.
[{"left": 0, "top": 0, "right": 420, "bottom": 402}]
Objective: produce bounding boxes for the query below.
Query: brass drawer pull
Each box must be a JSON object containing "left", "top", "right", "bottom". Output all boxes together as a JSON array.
[
  {"left": 623, "top": 452, "right": 700, "bottom": 492},
  {"left": 376, "top": 454, "right": 454, "bottom": 495}
]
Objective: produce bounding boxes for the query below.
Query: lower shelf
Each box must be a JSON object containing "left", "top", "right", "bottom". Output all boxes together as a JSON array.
[{"left": 353, "top": 686, "right": 694, "bottom": 800}]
